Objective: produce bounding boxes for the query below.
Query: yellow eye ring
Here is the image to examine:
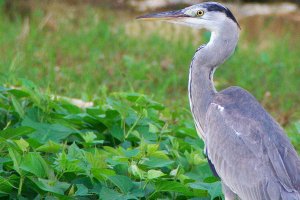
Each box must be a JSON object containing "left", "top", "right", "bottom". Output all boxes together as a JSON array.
[{"left": 196, "top": 10, "right": 204, "bottom": 17}]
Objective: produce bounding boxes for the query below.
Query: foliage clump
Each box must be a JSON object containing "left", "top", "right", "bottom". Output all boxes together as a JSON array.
[{"left": 0, "top": 80, "right": 222, "bottom": 199}]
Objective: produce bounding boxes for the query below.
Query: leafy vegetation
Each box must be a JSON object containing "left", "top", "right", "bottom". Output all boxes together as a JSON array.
[{"left": 0, "top": 80, "right": 224, "bottom": 199}]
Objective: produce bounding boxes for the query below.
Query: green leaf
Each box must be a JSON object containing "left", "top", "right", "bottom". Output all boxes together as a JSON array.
[
  {"left": 36, "top": 140, "right": 62, "bottom": 153},
  {"left": 29, "top": 177, "right": 70, "bottom": 195},
  {"left": 146, "top": 144, "right": 159, "bottom": 154},
  {"left": 147, "top": 170, "right": 165, "bottom": 180},
  {"left": 110, "top": 124, "right": 124, "bottom": 141},
  {"left": 100, "top": 186, "right": 139, "bottom": 200},
  {"left": 7, "top": 89, "right": 29, "bottom": 98},
  {"left": 100, "top": 187, "right": 129, "bottom": 200},
  {"left": 81, "top": 132, "right": 97, "bottom": 144},
  {"left": 148, "top": 123, "right": 159, "bottom": 134},
  {"left": 0, "top": 126, "right": 35, "bottom": 139},
  {"left": 10, "top": 95, "right": 25, "bottom": 118},
  {"left": 8, "top": 148, "right": 22, "bottom": 175},
  {"left": 75, "top": 184, "right": 89, "bottom": 196},
  {"left": 92, "top": 168, "right": 116, "bottom": 181},
  {"left": 85, "top": 150, "right": 107, "bottom": 169},
  {"left": 123, "top": 149, "right": 140, "bottom": 158},
  {"left": 129, "top": 163, "right": 144, "bottom": 179},
  {"left": 14, "top": 138, "right": 29, "bottom": 152},
  {"left": 99, "top": 187, "right": 121, "bottom": 200},
  {"left": 22, "top": 117, "right": 76, "bottom": 143},
  {"left": 20, "top": 152, "right": 51, "bottom": 178},
  {"left": 0, "top": 176, "right": 15, "bottom": 194},
  {"left": 189, "top": 181, "right": 223, "bottom": 200},
  {"left": 155, "top": 180, "right": 191, "bottom": 196},
  {"left": 141, "top": 157, "right": 174, "bottom": 168},
  {"left": 81, "top": 132, "right": 104, "bottom": 146},
  {"left": 106, "top": 175, "right": 134, "bottom": 194},
  {"left": 54, "top": 143, "right": 87, "bottom": 174}
]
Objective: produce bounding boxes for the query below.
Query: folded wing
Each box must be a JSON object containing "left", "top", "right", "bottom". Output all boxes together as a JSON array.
[{"left": 204, "top": 86, "right": 300, "bottom": 200}]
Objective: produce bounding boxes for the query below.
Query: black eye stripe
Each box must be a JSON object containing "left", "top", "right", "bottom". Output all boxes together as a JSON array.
[{"left": 202, "top": 3, "right": 240, "bottom": 27}]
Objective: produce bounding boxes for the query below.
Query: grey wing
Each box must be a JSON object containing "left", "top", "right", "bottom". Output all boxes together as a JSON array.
[{"left": 204, "top": 86, "right": 300, "bottom": 200}]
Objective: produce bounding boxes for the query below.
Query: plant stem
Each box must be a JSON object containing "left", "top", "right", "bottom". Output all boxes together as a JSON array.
[{"left": 18, "top": 176, "right": 24, "bottom": 196}]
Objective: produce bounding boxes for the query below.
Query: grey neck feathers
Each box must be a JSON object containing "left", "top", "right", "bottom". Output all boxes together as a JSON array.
[{"left": 188, "top": 21, "right": 239, "bottom": 138}]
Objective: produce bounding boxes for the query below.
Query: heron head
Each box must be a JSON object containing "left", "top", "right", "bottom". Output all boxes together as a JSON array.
[{"left": 137, "top": 2, "right": 240, "bottom": 31}]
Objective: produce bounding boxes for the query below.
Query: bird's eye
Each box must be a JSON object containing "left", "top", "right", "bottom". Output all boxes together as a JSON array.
[{"left": 196, "top": 10, "right": 204, "bottom": 17}]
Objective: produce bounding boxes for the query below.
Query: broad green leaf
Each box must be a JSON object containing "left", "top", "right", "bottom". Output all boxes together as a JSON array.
[
  {"left": 110, "top": 124, "right": 124, "bottom": 141},
  {"left": 186, "top": 164, "right": 215, "bottom": 181},
  {"left": 0, "top": 176, "right": 15, "bottom": 194},
  {"left": 148, "top": 150, "right": 169, "bottom": 160},
  {"left": 100, "top": 186, "right": 139, "bottom": 200},
  {"left": 29, "top": 177, "right": 70, "bottom": 195},
  {"left": 36, "top": 140, "right": 62, "bottom": 153},
  {"left": 103, "top": 146, "right": 123, "bottom": 156},
  {"left": 189, "top": 181, "right": 223, "bottom": 200},
  {"left": 123, "top": 149, "right": 140, "bottom": 158},
  {"left": 92, "top": 168, "right": 115, "bottom": 181},
  {"left": 100, "top": 187, "right": 127, "bottom": 200},
  {"left": 141, "top": 157, "right": 174, "bottom": 168},
  {"left": 22, "top": 117, "right": 76, "bottom": 143},
  {"left": 139, "top": 128, "right": 157, "bottom": 141},
  {"left": 20, "top": 152, "right": 51, "bottom": 178},
  {"left": 106, "top": 175, "right": 134, "bottom": 194},
  {"left": 125, "top": 110, "right": 140, "bottom": 126},
  {"left": 14, "top": 138, "right": 29, "bottom": 152},
  {"left": 155, "top": 180, "right": 191, "bottom": 196},
  {"left": 56, "top": 101, "right": 82, "bottom": 114},
  {"left": 147, "top": 170, "right": 165, "bottom": 180},
  {"left": 148, "top": 123, "right": 159, "bottom": 133},
  {"left": 75, "top": 184, "right": 89, "bottom": 196},
  {"left": 185, "top": 137, "right": 205, "bottom": 150},
  {"left": 0, "top": 126, "right": 35, "bottom": 139}
]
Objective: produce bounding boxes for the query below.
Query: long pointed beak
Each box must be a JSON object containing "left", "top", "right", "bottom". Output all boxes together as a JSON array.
[{"left": 137, "top": 9, "right": 189, "bottom": 21}]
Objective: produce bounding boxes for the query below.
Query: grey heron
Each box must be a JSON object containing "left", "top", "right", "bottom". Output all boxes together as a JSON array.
[{"left": 138, "top": 2, "right": 300, "bottom": 200}]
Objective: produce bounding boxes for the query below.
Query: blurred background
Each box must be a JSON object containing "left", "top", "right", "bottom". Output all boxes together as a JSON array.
[{"left": 0, "top": 0, "right": 300, "bottom": 145}]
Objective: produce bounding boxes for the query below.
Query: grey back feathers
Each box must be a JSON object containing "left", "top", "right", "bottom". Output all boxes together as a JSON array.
[{"left": 205, "top": 87, "right": 300, "bottom": 199}]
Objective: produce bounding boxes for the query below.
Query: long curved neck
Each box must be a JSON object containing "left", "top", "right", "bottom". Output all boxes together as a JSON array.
[{"left": 188, "top": 23, "right": 239, "bottom": 139}]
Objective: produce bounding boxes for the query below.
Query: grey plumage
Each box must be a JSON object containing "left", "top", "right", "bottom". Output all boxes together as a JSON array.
[
  {"left": 206, "top": 87, "right": 300, "bottom": 199},
  {"left": 138, "top": 2, "right": 300, "bottom": 199}
]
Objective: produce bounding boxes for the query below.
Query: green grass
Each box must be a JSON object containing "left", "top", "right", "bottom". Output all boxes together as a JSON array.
[
  {"left": 0, "top": 3, "right": 300, "bottom": 199},
  {"left": 0, "top": 5, "right": 299, "bottom": 124}
]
